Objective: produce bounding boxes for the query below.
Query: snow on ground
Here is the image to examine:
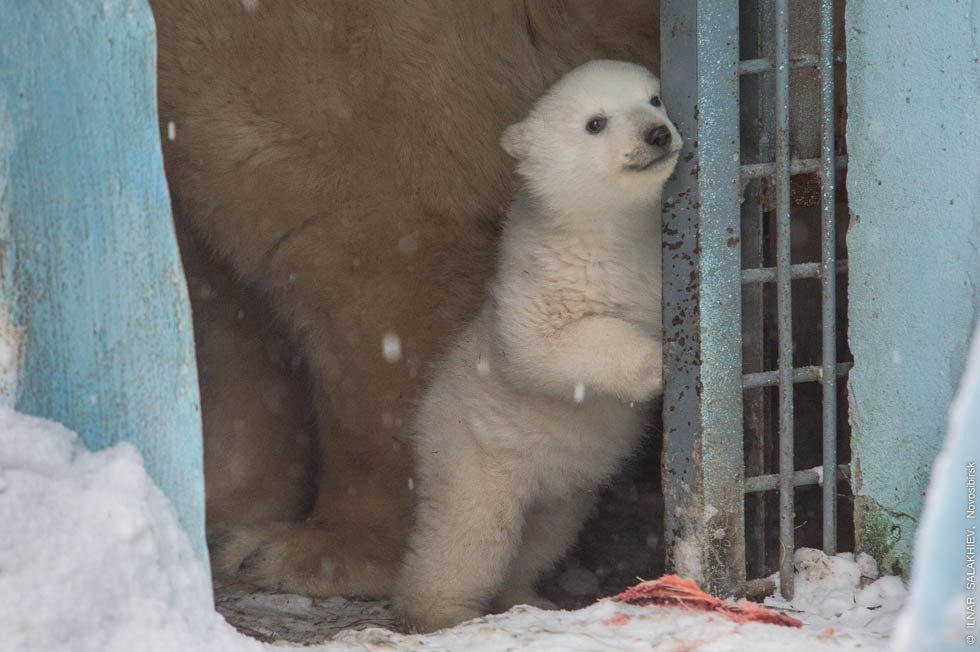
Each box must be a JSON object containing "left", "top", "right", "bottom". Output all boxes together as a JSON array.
[
  {"left": 214, "top": 580, "right": 399, "bottom": 643},
  {"left": 0, "top": 406, "right": 903, "bottom": 651},
  {"left": 0, "top": 407, "right": 258, "bottom": 652},
  {"left": 765, "top": 548, "right": 907, "bottom": 637}
]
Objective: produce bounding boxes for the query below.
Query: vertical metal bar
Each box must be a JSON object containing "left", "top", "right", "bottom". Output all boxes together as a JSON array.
[
  {"left": 661, "top": 1, "right": 745, "bottom": 597},
  {"left": 739, "top": 0, "right": 773, "bottom": 581},
  {"left": 818, "top": 0, "right": 839, "bottom": 556},
  {"left": 742, "top": 205, "right": 768, "bottom": 582},
  {"left": 773, "top": 0, "right": 796, "bottom": 600}
]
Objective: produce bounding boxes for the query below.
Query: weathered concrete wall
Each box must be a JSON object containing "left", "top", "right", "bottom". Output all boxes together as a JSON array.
[
  {"left": 846, "top": 0, "right": 980, "bottom": 576},
  {"left": 0, "top": 1, "right": 207, "bottom": 564}
]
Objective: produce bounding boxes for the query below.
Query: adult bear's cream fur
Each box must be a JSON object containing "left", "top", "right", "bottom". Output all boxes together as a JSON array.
[{"left": 150, "top": 0, "right": 660, "bottom": 597}]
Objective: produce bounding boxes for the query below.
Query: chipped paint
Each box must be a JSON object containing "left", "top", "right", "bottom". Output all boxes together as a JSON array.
[
  {"left": 0, "top": 1, "right": 206, "bottom": 564},
  {"left": 846, "top": 0, "right": 980, "bottom": 577},
  {"left": 660, "top": 0, "right": 745, "bottom": 597}
]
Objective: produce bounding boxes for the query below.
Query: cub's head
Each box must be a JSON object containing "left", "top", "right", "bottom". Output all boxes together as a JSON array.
[{"left": 502, "top": 60, "right": 681, "bottom": 216}]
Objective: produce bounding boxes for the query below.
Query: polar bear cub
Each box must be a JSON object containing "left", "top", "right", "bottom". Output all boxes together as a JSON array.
[{"left": 394, "top": 60, "right": 681, "bottom": 632}]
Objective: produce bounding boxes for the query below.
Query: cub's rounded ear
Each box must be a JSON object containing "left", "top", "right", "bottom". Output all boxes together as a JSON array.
[{"left": 501, "top": 122, "right": 529, "bottom": 160}]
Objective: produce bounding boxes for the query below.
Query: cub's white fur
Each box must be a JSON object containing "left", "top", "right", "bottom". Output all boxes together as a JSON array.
[{"left": 394, "top": 60, "right": 681, "bottom": 632}]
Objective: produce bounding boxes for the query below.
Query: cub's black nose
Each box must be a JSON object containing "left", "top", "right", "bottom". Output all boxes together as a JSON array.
[{"left": 644, "top": 125, "right": 672, "bottom": 148}]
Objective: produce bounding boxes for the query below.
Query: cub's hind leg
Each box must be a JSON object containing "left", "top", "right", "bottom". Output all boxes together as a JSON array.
[
  {"left": 491, "top": 490, "right": 597, "bottom": 613},
  {"left": 395, "top": 460, "right": 526, "bottom": 632}
]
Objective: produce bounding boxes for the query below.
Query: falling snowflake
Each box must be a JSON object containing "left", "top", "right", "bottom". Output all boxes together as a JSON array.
[
  {"left": 573, "top": 382, "right": 586, "bottom": 403},
  {"left": 382, "top": 332, "right": 402, "bottom": 363}
]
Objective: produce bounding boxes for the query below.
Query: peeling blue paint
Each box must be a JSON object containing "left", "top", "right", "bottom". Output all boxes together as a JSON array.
[
  {"left": 846, "top": 0, "right": 980, "bottom": 576},
  {"left": 0, "top": 1, "right": 207, "bottom": 566}
]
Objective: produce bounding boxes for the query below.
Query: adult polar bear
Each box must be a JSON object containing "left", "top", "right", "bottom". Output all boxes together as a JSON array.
[{"left": 150, "top": 0, "right": 660, "bottom": 598}]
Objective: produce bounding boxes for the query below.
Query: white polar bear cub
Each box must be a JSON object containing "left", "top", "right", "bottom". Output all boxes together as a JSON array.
[{"left": 394, "top": 60, "right": 681, "bottom": 632}]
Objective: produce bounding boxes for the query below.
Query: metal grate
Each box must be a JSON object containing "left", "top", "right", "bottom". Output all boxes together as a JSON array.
[{"left": 660, "top": 0, "right": 850, "bottom": 600}]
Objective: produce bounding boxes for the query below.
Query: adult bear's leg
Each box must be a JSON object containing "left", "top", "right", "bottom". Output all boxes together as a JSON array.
[
  {"left": 176, "top": 224, "right": 318, "bottom": 530},
  {"left": 207, "top": 208, "right": 494, "bottom": 597}
]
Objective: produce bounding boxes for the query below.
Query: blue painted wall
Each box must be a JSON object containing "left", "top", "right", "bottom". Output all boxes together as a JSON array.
[
  {"left": 846, "top": 1, "right": 980, "bottom": 576},
  {"left": 0, "top": 1, "right": 207, "bottom": 565}
]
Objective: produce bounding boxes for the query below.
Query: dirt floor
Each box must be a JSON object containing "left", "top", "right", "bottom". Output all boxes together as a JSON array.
[{"left": 214, "top": 420, "right": 667, "bottom": 644}]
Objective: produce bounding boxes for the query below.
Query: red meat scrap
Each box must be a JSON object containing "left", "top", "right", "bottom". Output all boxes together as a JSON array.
[{"left": 610, "top": 575, "right": 803, "bottom": 628}]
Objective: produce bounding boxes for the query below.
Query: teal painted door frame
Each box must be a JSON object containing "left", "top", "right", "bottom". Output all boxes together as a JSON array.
[{"left": 0, "top": 1, "right": 207, "bottom": 566}]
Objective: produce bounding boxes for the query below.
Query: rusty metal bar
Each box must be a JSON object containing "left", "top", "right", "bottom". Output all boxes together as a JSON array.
[
  {"left": 744, "top": 577, "right": 778, "bottom": 599},
  {"left": 740, "top": 154, "right": 847, "bottom": 180},
  {"left": 745, "top": 463, "right": 851, "bottom": 493},
  {"left": 818, "top": 0, "right": 839, "bottom": 557},
  {"left": 741, "top": 259, "right": 848, "bottom": 284},
  {"left": 739, "top": 53, "right": 819, "bottom": 74},
  {"left": 773, "top": 0, "right": 796, "bottom": 601},
  {"left": 742, "top": 361, "right": 853, "bottom": 390},
  {"left": 738, "top": 0, "right": 772, "bottom": 584},
  {"left": 660, "top": 0, "right": 745, "bottom": 597},
  {"left": 737, "top": 51, "right": 845, "bottom": 75}
]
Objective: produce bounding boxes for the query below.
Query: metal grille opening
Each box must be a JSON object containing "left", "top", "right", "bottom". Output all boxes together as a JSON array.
[{"left": 660, "top": 0, "right": 851, "bottom": 600}]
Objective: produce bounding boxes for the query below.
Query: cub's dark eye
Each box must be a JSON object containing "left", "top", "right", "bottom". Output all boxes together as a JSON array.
[
  {"left": 650, "top": 95, "right": 662, "bottom": 107},
  {"left": 585, "top": 116, "right": 607, "bottom": 134}
]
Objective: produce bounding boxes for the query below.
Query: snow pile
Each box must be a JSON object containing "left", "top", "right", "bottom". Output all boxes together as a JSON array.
[
  {"left": 765, "top": 548, "right": 907, "bottom": 636},
  {"left": 0, "top": 405, "right": 904, "bottom": 651},
  {"left": 0, "top": 406, "right": 259, "bottom": 652}
]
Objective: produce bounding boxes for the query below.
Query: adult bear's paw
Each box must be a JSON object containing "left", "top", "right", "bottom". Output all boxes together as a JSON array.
[{"left": 207, "top": 521, "right": 396, "bottom": 598}]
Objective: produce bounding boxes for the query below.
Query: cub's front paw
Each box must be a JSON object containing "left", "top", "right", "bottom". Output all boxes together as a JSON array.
[{"left": 620, "top": 342, "right": 663, "bottom": 402}]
